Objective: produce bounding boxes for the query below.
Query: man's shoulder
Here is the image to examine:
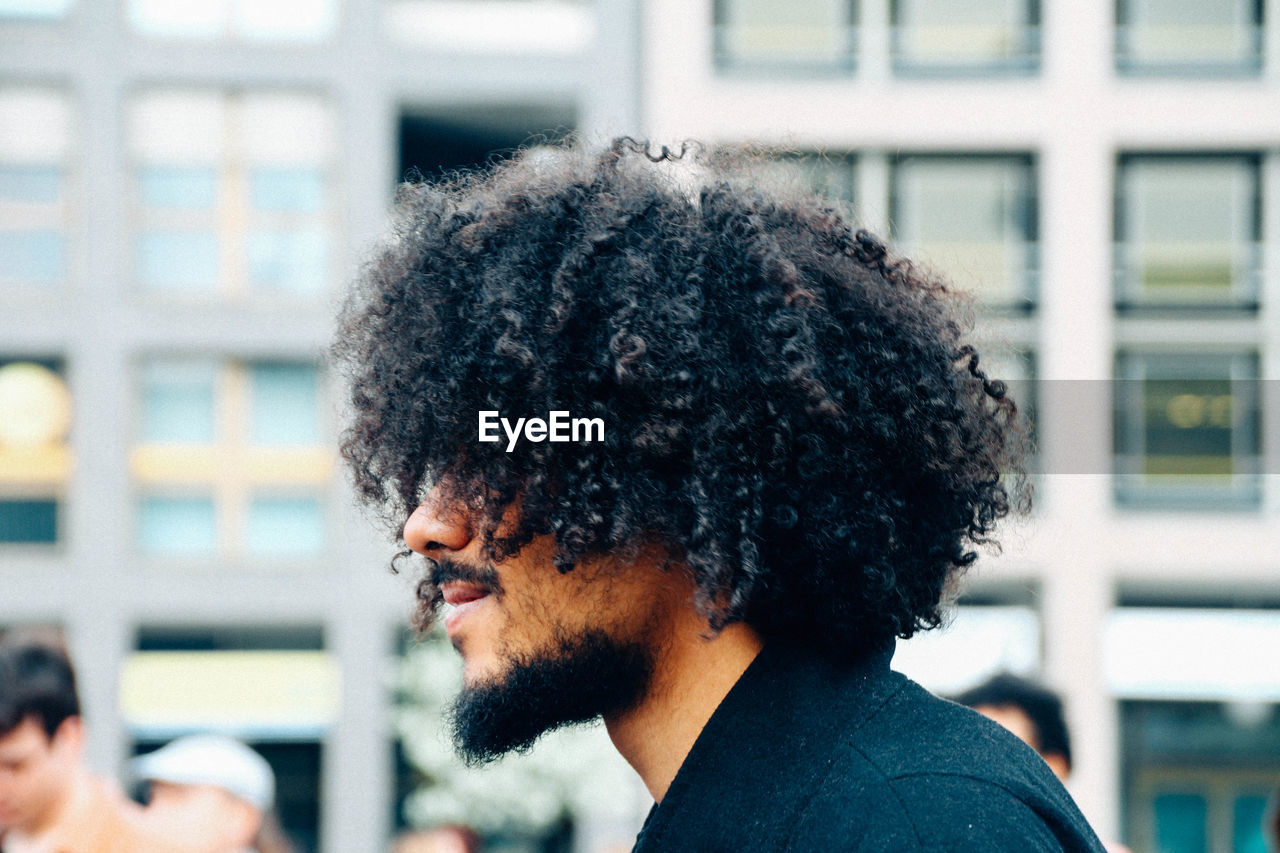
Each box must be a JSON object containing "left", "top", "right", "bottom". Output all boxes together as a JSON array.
[
  {"left": 790, "top": 679, "right": 1107, "bottom": 852},
  {"left": 792, "top": 761, "right": 1095, "bottom": 852}
]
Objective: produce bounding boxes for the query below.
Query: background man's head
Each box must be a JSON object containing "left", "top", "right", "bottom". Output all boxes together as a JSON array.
[
  {"left": 0, "top": 638, "right": 83, "bottom": 835},
  {"left": 337, "top": 138, "right": 1029, "bottom": 761},
  {"left": 392, "top": 824, "right": 483, "bottom": 853},
  {"left": 133, "top": 734, "right": 275, "bottom": 853},
  {"left": 955, "top": 672, "right": 1072, "bottom": 780}
]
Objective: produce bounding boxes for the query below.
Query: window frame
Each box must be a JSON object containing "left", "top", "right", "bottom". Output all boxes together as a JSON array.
[
  {"left": 889, "top": 151, "right": 1040, "bottom": 312},
  {"left": 1114, "top": 0, "right": 1265, "bottom": 76},
  {"left": 1114, "top": 152, "right": 1262, "bottom": 312},
  {"left": 1112, "top": 350, "right": 1261, "bottom": 509},
  {"left": 712, "top": 0, "right": 860, "bottom": 75},
  {"left": 889, "top": 0, "right": 1041, "bottom": 76}
]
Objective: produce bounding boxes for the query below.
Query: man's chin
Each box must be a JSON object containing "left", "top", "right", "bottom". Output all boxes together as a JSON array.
[{"left": 447, "top": 629, "right": 653, "bottom": 766}]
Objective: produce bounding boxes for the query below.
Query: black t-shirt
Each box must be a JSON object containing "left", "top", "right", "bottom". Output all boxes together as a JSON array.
[{"left": 632, "top": 641, "right": 1108, "bottom": 852}]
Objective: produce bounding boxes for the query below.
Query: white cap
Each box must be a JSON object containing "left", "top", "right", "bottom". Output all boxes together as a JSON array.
[{"left": 133, "top": 734, "right": 275, "bottom": 812}]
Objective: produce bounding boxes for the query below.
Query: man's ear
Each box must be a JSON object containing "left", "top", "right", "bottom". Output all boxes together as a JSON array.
[
  {"left": 227, "top": 797, "right": 264, "bottom": 847},
  {"left": 1042, "top": 750, "right": 1070, "bottom": 782},
  {"left": 51, "top": 715, "right": 84, "bottom": 756}
]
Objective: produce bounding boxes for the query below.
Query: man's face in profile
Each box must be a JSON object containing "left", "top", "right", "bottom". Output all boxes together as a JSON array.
[
  {"left": 403, "top": 488, "right": 679, "bottom": 763},
  {"left": 0, "top": 716, "right": 79, "bottom": 834}
]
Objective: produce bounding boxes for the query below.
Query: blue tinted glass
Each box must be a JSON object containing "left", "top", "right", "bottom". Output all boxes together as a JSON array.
[
  {"left": 0, "top": 0, "right": 73, "bottom": 20},
  {"left": 246, "top": 228, "right": 326, "bottom": 293},
  {"left": 249, "top": 363, "right": 318, "bottom": 445},
  {"left": 0, "top": 230, "right": 63, "bottom": 283},
  {"left": 139, "top": 231, "right": 218, "bottom": 290},
  {"left": 141, "top": 361, "right": 216, "bottom": 443},
  {"left": 1155, "top": 793, "right": 1208, "bottom": 853},
  {"left": 140, "top": 166, "right": 217, "bottom": 209},
  {"left": 0, "top": 499, "right": 57, "bottom": 543},
  {"left": 1233, "top": 795, "right": 1268, "bottom": 853},
  {"left": 246, "top": 496, "right": 323, "bottom": 555},
  {"left": 138, "top": 496, "right": 217, "bottom": 555},
  {"left": 0, "top": 165, "right": 60, "bottom": 203},
  {"left": 249, "top": 168, "right": 324, "bottom": 212}
]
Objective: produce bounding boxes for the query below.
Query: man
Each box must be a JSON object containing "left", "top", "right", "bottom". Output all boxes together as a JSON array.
[
  {"left": 955, "top": 673, "right": 1073, "bottom": 781},
  {"left": 391, "top": 825, "right": 482, "bottom": 853},
  {"left": 133, "top": 734, "right": 287, "bottom": 853},
  {"left": 0, "top": 637, "right": 187, "bottom": 853},
  {"left": 335, "top": 138, "right": 1106, "bottom": 851}
]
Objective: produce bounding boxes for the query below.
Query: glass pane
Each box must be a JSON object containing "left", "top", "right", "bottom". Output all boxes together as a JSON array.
[
  {"left": 249, "top": 363, "right": 319, "bottom": 445},
  {"left": 246, "top": 228, "right": 326, "bottom": 293},
  {"left": 138, "top": 230, "right": 218, "bottom": 290},
  {"left": 0, "top": 0, "right": 73, "bottom": 19},
  {"left": 0, "top": 165, "right": 60, "bottom": 203},
  {"left": 246, "top": 496, "right": 323, "bottom": 555},
  {"left": 1154, "top": 793, "right": 1208, "bottom": 853},
  {"left": 894, "top": 157, "right": 1034, "bottom": 303},
  {"left": 137, "top": 496, "right": 217, "bottom": 555},
  {"left": 235, "top": 0, "right": 335, "bottom": 41},
  {"left": 895, "top": 0, "right": 1035, "bottom": 67},
  {"left": 1114, "top": 353, "right": 1260, "bottom": 506},
  {"left": 1233, "top": 794, "right": 1268, "bottom": 853},
  {"left": 128, "top": 0, "right": 224, "bottom": 37},
  {"left": 1142, "top": 377, "right": 1235, "bottom": 476},
  {"left": 139, "top": 166, "right": 217, "bottom": 209},
  {"left": 141, "top": 361, "right": 216, "bottom": 443},
  {"left": 1121, "top": 0, "right": 1259, "bottom": 68},
  {"left": 0, "top": 499, "right": 57, "bottom": 543},
  {"left": 249, "top": 167, "right": 324, "bottom": 212},
  {"left": 717, "top": 0, "right": 853, "bottom": 69},
  {"left": 0, "top": 231, "right": 63, "bottom": 284},
  {"left": 1120, "top": 158, "right": 1257, "bottom": 305}
]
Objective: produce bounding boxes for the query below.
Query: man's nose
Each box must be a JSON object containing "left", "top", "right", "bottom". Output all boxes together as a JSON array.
[{"left": 402, "top": 485, "right": 475, "bottom": 556}]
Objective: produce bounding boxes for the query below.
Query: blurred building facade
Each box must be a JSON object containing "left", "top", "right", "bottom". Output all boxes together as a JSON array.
[{"left": 1, "top": 1, "right": 1278, "bottom": 851}]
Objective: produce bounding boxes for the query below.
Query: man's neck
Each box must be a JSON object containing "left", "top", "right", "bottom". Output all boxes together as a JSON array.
[
  {"left": 6, "top": 766, "right": 92, "bottom": 850},
  {"left": 604, "top": 616, "right": 763, "bottom": 803}
]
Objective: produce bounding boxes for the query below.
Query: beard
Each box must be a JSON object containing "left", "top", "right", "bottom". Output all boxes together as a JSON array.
[{"left": 446, "top": 628, "right": 654, "bottom": 765}]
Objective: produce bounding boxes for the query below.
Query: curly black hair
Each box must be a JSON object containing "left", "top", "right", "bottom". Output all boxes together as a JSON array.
[{"left": 335, "top": 138, "right": 1028, "bottom": 659}]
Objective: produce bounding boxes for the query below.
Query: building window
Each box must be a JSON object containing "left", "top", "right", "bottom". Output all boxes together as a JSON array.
[
  {"left": 891, "top": 0, "right": 1039, "bottom": 74},
  {"left": 1109, "top": 606, "right": 1280, "bottom": 850},
  {"left": 131, "top": 358, "right": 333, "bottom": 560},
  {"left": 713, "top": 0, "right": 857, "bottom": 73},
  {"left": 385, "top": 0, "right": 592, "bottom": 53},
  {"left": 1113, "top": 352, "right": 1260, "bottom": 508},
  {"left": 0, "top": 87, "right": 70, "bottom": 289},
  {"left": 0, "top": 0, "right": 72, "bottom": 21},
  {"left": 891, "top": 154, "right": 1037, "bottom": 309},
  {"left": 759, "top": 151, "right": 856, "bottom": 203},
  {"left": 1116, "top": 0, "right": 1263, "bottom": 74},
  {"left": 127, "top": 0, "right": 336, "bottom": 41},
  {"left": 1115, "top": 155, "right": 1260, "bottom": 309},
  {"left": 129, "top": 90, "right": 336, "bottom": 300},
  {"left": 0, "top": 359, "right": 71, "bottom": 545}
]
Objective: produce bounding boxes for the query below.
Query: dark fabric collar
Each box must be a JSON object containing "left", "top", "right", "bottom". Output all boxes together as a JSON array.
[{"left": 633, "top": 639, "right": 902, "bottom": 852}]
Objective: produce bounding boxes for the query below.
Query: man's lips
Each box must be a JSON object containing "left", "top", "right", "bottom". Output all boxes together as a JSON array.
[
  {"left": 441, "top": 581, "right": 492, "bottom": 636},
  {"left": 440, "top": 581, "right": 490, "bottom": 605}
]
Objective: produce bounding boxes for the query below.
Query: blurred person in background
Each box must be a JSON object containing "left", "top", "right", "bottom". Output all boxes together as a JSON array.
[
  {"left": 133, "top": 734, "right": 293, "bottom": 853},
  {"left": 390, "top": 824, "right": 482, "bottom": 853},
  {"left": 335, "top": 138, "right": 1106, "bottom": 851},
  {"left": 955, "top": 672, "right": 1073, "bottom": 781},
  {"left": 956, "top": 672, "right": 1132, "bottom": 853},
  {"left": 0, "top": 636, "right": 189, "bottom": 853}
]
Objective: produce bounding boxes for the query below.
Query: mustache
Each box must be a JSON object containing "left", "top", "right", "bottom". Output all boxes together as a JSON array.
[{"left": 428, "top": 558, "right": 502, "bottom": 592}]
